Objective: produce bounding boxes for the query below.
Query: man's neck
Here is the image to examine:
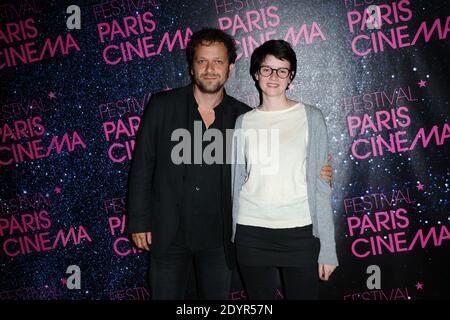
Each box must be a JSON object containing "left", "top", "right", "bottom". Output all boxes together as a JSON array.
[{"left": 193, "top": 85, "right": 224, "bottom": 110}]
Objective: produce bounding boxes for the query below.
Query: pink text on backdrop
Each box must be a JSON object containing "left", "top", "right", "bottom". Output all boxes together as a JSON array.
[
  {"left": 0, "top": 286, "right": 63, "bottom": 300},
  {"left": 346, "top": 106, "right": 449, "bottom": 159},
  {"left": 102, "top": 116, "right": 140, "bottom": 163},
  {"left": 218, "top": 6, "right": 326, "bottom": 60},
  {"left": 108, "top": 287, "right": 150, "bottom": 300},
  {"left": 108, "top": 214, "right": 142, "bottom": 256},
  {"left": 343, "top": 287, "right": 410, "bottom": 300},
  {"left": 98, "top": 93, "right": 151, "bottom": 120},
  {"left": 96, "top": 11, "right": 193, "bottom": 65},
  {"left": 92, "top": 0, "right": 162, "bottom": 21},
  {"left": 0, "top": 192, "right": 53, "bottom": 216},
  {"left": 346, "top": 0, "right": 450, "bottom": 56},
  {"left": 103, "top": 196, "right": 126, "bottom": 215},
  {"left": 0, "top": 1, "right": 41, "bottom": 21},
  {"left": 1, "top": 97, "right": 50, "bottom": 122},
  {"left": 343, "top": 85, "right": 418, "bottom": 113},
  {"left": 343, "top": 187, "right": 415, "bottom": 215},
  {"left": 0, "top": 117, "right": 87, "bottom": 166},
  {"left": 347, "top": 208, "right": 450, "bottom": 258},
  {"left": 0, "top": 18, "right": 80, "bottom": 70},
  {"left": 0, "top": 211, "right": 92, "bottom": 257},
  {"left": 213, "top": 0, "right": 278, "bottom": 15}
]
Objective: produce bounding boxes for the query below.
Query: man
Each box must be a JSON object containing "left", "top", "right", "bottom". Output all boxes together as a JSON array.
[{"left": 125, "top": 28, "right": 333, "bottom": 300}]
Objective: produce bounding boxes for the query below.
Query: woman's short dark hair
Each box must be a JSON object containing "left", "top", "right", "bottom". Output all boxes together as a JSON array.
[
  {"left": 250, "top": 40, "right": 297, "bottom": 82},
  {"left": 186, "top": 28, "right": 237, "bottom": 70}
]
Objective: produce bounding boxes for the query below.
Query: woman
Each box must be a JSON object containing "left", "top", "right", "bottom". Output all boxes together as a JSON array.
[{"left": 231, "top": 40, "right": 338, "bottom": 300}]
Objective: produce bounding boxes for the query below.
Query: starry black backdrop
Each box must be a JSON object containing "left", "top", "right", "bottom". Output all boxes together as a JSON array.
[{"left": 0, "top": 0, "right": 448, "bottom": 300}]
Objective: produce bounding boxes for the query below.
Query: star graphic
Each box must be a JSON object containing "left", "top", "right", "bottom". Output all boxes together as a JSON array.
[
  {"left": 288, "top": 83, "right": 295, "bottom": 91},
  {"left": 415, "top": 282, "right": 423, "bottom": 290},
  {"left": 54, "top": 187, "right": 62, "bottom": 194},
  {"left": 48, "top": 92, "right": 57, "bottom": 99},
  {"left": 417, "top": 80, "right": 427, "bottom": 88},
  {"left": 60, "top": 278, "right": 67, "bottom": 285},
  {"left": 416, "top": 183, "right": 424, "bottom": 190}
]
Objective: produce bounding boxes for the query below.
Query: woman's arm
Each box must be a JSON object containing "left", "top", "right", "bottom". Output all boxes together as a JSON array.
[{"left": 314, "top": 110, "right": 339, "bottom": 269}]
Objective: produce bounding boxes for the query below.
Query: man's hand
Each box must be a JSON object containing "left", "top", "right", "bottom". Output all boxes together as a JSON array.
[
  {"left": 318, "top": 264, "right": 336, "bottom": 281},
  {"left": 132, "top": 232, "right": 152, "bottom": 251}
]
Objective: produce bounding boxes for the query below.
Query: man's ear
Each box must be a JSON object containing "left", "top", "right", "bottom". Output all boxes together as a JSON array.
[{"left": 228, "top": 63, "right": 235, "bottom": 73}]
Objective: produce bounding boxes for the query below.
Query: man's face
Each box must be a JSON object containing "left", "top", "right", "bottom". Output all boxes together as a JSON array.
[{"left": 191, "top": 41, "right": 234, "bottom": 94}]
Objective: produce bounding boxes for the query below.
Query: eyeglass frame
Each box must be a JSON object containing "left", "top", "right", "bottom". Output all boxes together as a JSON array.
[{"left": 257, "top": 65, "right": 293, "bottom": 79}]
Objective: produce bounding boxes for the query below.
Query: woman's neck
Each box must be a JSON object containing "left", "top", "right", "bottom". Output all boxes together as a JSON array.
[{"left": 259, "top": 94, "right": 296, "bottom": 111}]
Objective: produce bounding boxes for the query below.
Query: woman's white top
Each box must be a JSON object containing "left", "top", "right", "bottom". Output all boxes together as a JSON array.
[{"left": 237, "top": 102, "right": 312, "bottom": 229}]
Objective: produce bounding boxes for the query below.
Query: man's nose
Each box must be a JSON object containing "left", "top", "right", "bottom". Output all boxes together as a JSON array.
[{"left": 205, "top": 61, "right": 214, "bottom": 72}]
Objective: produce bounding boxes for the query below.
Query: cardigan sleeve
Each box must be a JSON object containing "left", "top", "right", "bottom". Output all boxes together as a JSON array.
[{"left": 314, "top": 109, "right": 339, "bottom": 266}]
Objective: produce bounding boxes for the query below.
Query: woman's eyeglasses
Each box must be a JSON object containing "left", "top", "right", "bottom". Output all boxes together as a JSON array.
[{"left": 258, "top": 66, "right": 291, "bottom": 79}]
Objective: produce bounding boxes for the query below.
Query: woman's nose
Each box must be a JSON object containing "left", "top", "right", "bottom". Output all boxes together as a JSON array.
[{"left": 269, "top": 71, "right": 279, "bottom": 80}]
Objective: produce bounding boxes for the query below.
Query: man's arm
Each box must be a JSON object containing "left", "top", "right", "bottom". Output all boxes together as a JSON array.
[
  {"left": 125, "top": 96, "right": 160, "bottom": 249},
  {"left": 320, "top": 159, "right": 333, "bottom": 186}
]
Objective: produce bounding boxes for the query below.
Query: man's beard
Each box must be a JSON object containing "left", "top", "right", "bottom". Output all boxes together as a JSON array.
[{"left": 194, "top": 72, "right": 228, "bottom": 94}]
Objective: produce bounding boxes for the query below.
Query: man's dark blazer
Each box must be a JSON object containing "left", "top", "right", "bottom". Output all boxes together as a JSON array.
[{"left": 125, "top": 83, "right": 251, "bottom": 268}]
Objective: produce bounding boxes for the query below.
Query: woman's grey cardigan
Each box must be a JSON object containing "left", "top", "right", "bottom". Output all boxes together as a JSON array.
[{"left": 231, "top": 104, "right": 339, "bottom": 266}]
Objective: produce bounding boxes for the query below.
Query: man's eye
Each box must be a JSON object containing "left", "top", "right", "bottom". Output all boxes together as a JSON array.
[
  {"left": 216, "top": 60, "right": 224, "bottom": 64},
  {"left": 197, "top": 60, "right": 205, "bottom": 64}
]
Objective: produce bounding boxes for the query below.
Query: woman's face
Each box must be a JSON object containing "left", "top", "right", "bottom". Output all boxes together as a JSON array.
[{"left": 255, "top": 54, "right": 292, "bottom": 98}]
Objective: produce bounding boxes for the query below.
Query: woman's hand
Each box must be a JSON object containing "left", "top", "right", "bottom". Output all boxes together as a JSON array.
[{"left": 318, "top": 264, "right": 336, "bottom": 281}]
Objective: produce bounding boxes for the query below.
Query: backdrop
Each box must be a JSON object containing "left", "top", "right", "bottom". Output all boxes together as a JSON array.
[{"left": 0, "top": 0, "right": 449, "bottom": 300}]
